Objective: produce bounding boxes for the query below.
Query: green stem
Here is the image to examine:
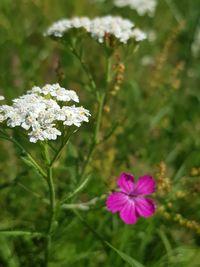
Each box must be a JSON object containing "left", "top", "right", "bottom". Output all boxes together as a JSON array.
[
  {"left": 44, "top": 144, "right": 56, "bottom": 267},
  {"left": 94, "top": 93, "right": 105, "bottom": 144},
  {"left": 79, "top": 143, "right": 95, "bottom": 180},
  {"left": 24, "top": 152, "right": 46, "bottom": 178},
  {"left": 47, "top": 170, "right": 56, "bottom": 235},
  {"left": 80, "top": 56, "right": 112, "bottom": 180},
  {"left": 164, "top": 0, "right": 184, "bottom": 24},
  {"left": 70, "top": 46, "right": 97, "bottom": 92},
  {"left": 79, "top": 93, "right": 105, "bottom": 180},
  {"left": 180, "top": 11, "right": 200, "bottom": 88},
  {"left": 50, "top": 135, "right": 70, "bottom": 167},
  {"left": 106, "top": 56, "right": 113, "bottom": 84}
]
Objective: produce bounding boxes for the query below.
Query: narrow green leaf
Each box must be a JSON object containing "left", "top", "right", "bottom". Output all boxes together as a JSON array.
[
  {"left": 105, "top": 241, "right": 145, "bottom": 267},
  {"left": 61, "top": 175, "right": 91, "bottom": 203},
  {"left": 74, "top": 211, "right": 145, "bottom": 267},
  {"left": 0, "top": 230, "right": 45, "bottom": 238}
]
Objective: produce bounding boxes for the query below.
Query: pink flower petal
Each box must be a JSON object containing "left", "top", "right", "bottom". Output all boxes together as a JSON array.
[
  {"left": 120, "top": 201, "right": 138, "bottom": 224},
  {"left": 106, "top": 192, "right": 128, "bottom": 213},
  {"left": 117, "top": 172, "right": 134, "bottom": 193},
  {"left": 135, "top": 197, "right": 156, "bottom": 218},
  {"left": 134, "top": 175, "right": 156, "bottom": 195}
]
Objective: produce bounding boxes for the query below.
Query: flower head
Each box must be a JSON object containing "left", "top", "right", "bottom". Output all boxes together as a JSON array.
[
  {"left": 44, "top": 16, "right": 146, "bottom": 44},
  {"left": 44, "top": 17, "right": 91, "bottom": 38},
  {"left": 0, "top": 83, "right": 90, "bottom": 143},
  {"left": 113, "top": 0, "right": 157, "bottom": 16},
  {"left": 106, "top": 173, "right": 156, "bottom": 224},
  {"left": 0, "top": 96, "right": 5, "bottom": 101}
]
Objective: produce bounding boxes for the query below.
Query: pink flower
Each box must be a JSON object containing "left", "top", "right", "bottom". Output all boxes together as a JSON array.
[{"left": 106, "top": 173, "right": 156, "bottom": 224}]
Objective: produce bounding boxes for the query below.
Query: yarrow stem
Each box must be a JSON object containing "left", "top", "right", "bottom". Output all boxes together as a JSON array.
[
  {"left": 164, "top": 0, "right": 184, "bottom": 24},
  {"left": 69, "top": 45, "right": 97, "bottom": 93},
  {"left": 106, "top": 56, "right": 113, "bottom": 85},
  {"left": 44, "top": 144, "right": 56, "bottom": 266},
  {"left": 93, "top": 55, "right": 113, "bottom": 144},
  {"left": 79, "top": 56, "right": 113, "bottom": 182},
  {"left": 50, "top": 133, "right": 71, "bottom": 167},
  {"left": 94, "top": 93, "right": 105, "bottom": 144},
  {"left": 95, "top": 56, "right": 112, "bottom": 144}
]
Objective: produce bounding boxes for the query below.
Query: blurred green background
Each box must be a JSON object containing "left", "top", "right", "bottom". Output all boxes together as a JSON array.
[{"left": 0, "top": 0, "right": 200, "bottom": 266}]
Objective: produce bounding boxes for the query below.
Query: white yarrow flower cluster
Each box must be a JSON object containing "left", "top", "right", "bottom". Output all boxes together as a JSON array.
[
  {"left": 44, "top": 17, "right": 91, "bottom": 38},
  {"left": 113, "top": 0, "right": 157, "bottom": 16},
  {"left": 0, "top": 84, "right": 90, "bottom": 143},
  {"left": 0, "top": 96, "right": 5, "bottom": 101},
  {"left": 44, "top": 16, "right": 146, "bottom": 44}
]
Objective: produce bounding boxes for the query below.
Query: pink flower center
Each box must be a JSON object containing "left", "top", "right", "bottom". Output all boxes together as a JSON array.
[
  {"left": 122, "top": 191, "right": 138, "bottom": 199},
  {"left": 128, "top": 193, "right": 138, "bottom": 198}
]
